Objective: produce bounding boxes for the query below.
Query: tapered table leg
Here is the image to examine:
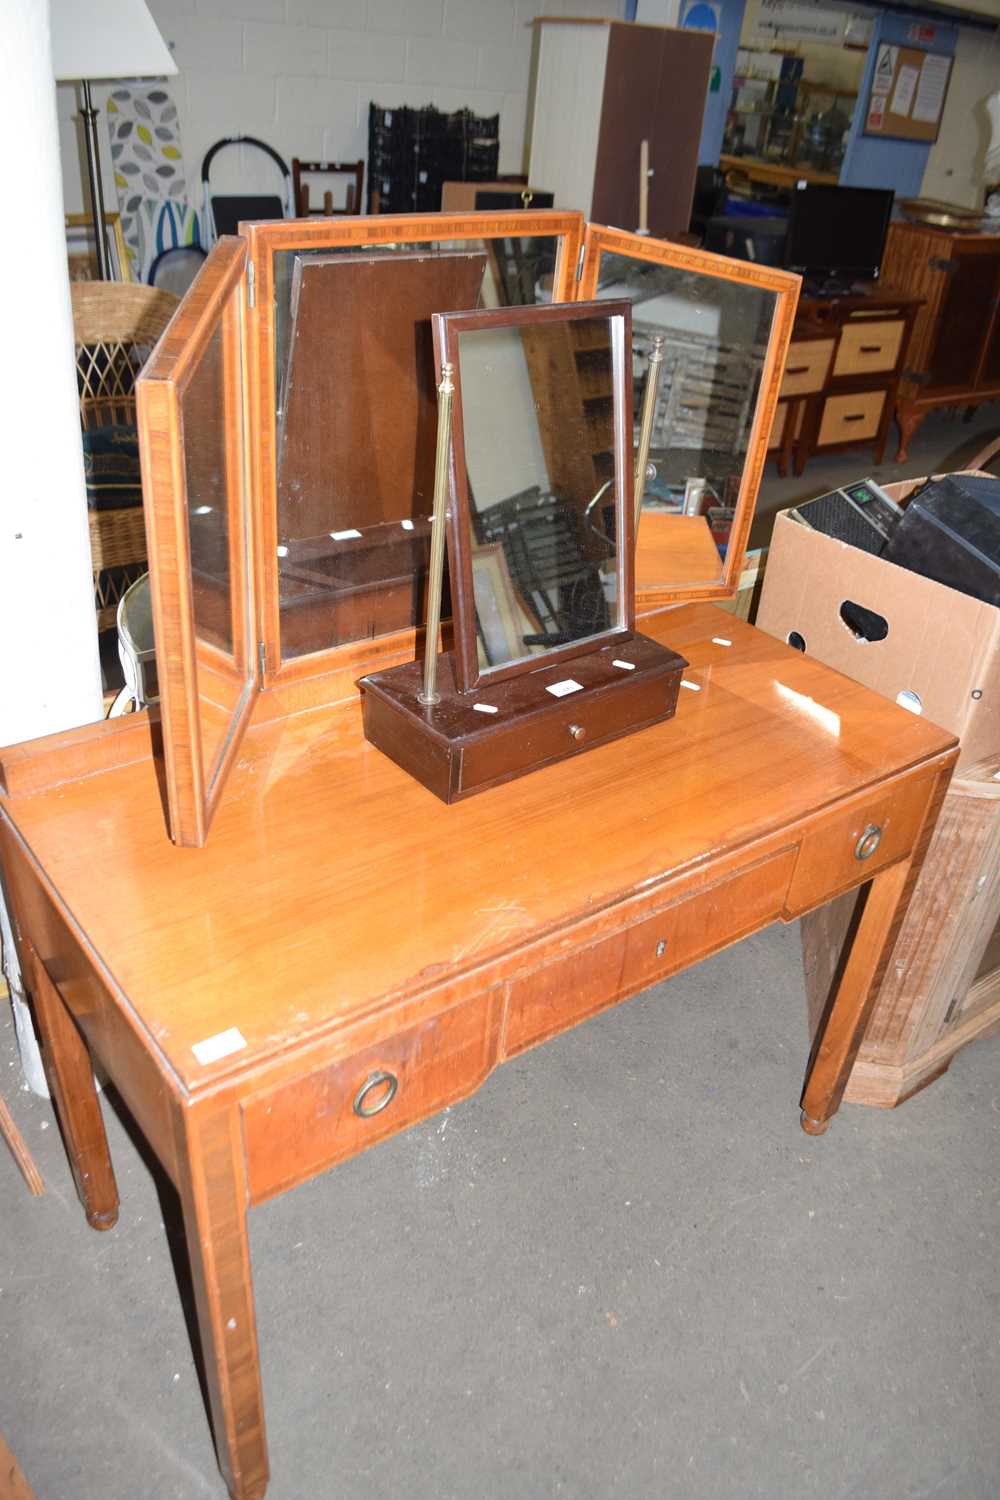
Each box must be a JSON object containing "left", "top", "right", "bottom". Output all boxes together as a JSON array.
[
  {"left": 24, "top": 944, "right": 118, "bottom": 1229},
  {"left": 800, "top": 763, "right": 953, "bottom": 1134},
  {"left": 175, "top": 1105, "right": 269, "bottom": 1500}
]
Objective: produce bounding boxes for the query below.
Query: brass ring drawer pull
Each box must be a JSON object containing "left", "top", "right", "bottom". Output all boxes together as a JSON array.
[
  {"left": 353, "top": 1070, "right": 398, "bottom": 1118},
  {"left": 854, "top": 824, "right": 883, "bottom": 861}
]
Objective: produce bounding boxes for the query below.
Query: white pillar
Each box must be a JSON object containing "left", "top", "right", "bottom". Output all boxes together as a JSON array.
[{"left": 1, "top": 0, "right": 104, "bottom": 1094}]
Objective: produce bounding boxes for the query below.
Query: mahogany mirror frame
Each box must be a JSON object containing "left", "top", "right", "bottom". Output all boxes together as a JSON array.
[
  {"left": 578, "top": 224, "right": 801, "bottom": 611},
  {"left": 239, "top": 209, "right": 586, "bottom": 692},
  {"left": 434, "top": 298, "right": 635, "bottom": 692},
  {"left": 136, "top": 237, "right": 256, "bottom": 848}
]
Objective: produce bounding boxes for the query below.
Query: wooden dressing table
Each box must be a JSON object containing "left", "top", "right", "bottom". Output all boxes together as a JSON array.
[
  {"left": 0, "top": 213, "right": 956, "bottom": 1496},
  {"left": 0, "top": 604, "right": 955, "bottom": 1497}
]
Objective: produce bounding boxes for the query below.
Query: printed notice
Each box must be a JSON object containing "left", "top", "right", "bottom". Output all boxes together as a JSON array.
[
  {"left": 872, "top": 44, "right": 896, "bottom": 95},
  {"left": 912, "top": 53, "right": 950, "bottom": 125},
  {"left": 890, "top": 64, "right": 918, "bottom": 118}
]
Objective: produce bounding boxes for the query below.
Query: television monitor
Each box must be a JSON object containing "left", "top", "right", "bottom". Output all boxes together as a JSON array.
[{"left": 784, "top": 184, "right": 894, "bottom": 291}]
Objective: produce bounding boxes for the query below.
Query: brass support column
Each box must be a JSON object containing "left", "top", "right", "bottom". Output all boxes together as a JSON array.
[
  {"left": 634, "top": 335, "right": 665, "bottom": 533},
  {"left": 418, "top": 364, "right": 455, "bottom": 706}
]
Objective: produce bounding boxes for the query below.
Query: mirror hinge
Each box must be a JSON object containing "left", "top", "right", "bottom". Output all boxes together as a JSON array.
[
  {"left": 576, "top": 244, "right": 586, "bottom": 281},
  {"left": 258, "top": 640, "right": 266, "bottom": 680},
  {"left": 247, "top": 261, "right": 256, "bottom": 308}
]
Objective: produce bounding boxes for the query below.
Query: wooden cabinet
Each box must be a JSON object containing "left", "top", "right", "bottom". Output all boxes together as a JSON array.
[
  {"left": 527, "top": 18, "right": 712, "bottom": 238},
  {"left": 880, "top": 221, "right": 1000, "bottom": 459},
  {"left": 770, "top": 287, "right": 922, "bottom": 477}
]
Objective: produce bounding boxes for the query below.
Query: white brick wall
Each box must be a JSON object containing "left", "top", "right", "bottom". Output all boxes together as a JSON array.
[{"left": 58, "top": 0, "right": 625, "bottom": 221}]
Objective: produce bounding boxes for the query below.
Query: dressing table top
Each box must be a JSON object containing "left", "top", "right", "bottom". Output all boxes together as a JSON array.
[{"left": 1, "top": 604, "right": 954, "bottom": 1098}]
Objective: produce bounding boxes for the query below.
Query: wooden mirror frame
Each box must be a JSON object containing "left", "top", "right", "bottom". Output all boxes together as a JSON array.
[
  {"left": 137, "top": 237, "right": 256, "bottom": 848},
  {"left": 433, "top": 299, "right": 634, "bottom": 692},
  {"left": 240, "top": 210, "right": 586, "bottom": 693},
  {"left": 578, "top": 224, "right": 801, "bottom": 612}
]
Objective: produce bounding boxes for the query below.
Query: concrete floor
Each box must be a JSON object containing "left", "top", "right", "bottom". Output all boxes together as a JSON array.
[
  {"left": 3, "top": 921, "right": 1000, "bottom": 1500},
  {"left": 3, "top": 407, "right": 1000, "bottom": 1499}
]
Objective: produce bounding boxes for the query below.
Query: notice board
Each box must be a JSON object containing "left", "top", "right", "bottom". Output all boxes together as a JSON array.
[{"left": 864, "top": 44, "right": 953, "bottom": 142}]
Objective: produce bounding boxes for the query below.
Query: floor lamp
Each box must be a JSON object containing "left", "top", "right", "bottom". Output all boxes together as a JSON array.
[{"left": 50, "top": 0, "right": 177, "bottom": 280}]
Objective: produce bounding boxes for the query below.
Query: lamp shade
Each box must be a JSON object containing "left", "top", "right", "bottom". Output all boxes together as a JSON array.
[{"left": 51, "top": 0, "right": 177, "bottom": 81}]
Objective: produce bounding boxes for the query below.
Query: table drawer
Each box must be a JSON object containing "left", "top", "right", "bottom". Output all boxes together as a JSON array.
[
  {"left": 506, "top": 847, "right": 797, "bottom": 1054},
  {"left": 243, "top": 988, "right": 503, "bottom": 1202},
  {"left": 833, "top": 320, "right": 904, "bottom": 377},
  {"left": 780, "top": 339, "right": 834, "bottom": 396},
  {"left": 817, "top": 391, "right": 885, "bottom": 446},
  {"left": 785, "top": 772, "right": 935, "bottom": 915}
]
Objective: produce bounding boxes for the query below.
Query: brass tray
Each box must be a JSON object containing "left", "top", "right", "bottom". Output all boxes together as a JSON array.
[{"left": 898, "top": 198, "right": 986, "bottom": 231}]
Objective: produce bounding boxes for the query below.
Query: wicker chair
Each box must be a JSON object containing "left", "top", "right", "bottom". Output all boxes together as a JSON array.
[{"left": 71, "top": 282, "right": 179, "bottom": 631}]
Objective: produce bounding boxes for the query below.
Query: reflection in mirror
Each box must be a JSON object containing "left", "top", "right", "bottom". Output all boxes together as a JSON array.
[
  {"left": 594, "top": 251, "right": 777, "bottom": 588},
  {"left": 180, "top": 308, "right": 250, "bottom": 792},
  {"left": 270, "top": 235, "right": 566, "bottom": 660},
  {"left": 450, "top": 309, "right": 627, "bottom": 682},
  {"left": 275, "top": 250, "right": 485, "bottom": 658},
  {"left": 272, "top": 235, "right": 562, "bottom": 395}
]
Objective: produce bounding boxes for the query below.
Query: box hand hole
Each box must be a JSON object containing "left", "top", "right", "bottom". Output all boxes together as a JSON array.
[{"left": 839, "top": 599, "right": 888, "bottom": 642}]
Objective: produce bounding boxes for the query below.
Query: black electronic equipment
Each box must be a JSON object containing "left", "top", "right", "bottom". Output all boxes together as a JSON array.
[
  {"left": 704, "top": 214, "right": 788, "bottom": 267},
  {"left": 789, "top": 477, "right": 903, "bottom": 556},
  {"left": 784, "top": 184, "right": 895, "bottom": 291},
  {"left": 883, "top": 473, "right": 1000, "bottom": 606}
]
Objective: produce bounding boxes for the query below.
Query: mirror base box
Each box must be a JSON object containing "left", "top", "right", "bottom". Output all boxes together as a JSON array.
[{"left": 358, "top": 634, "right": 688, "bottom": 803}]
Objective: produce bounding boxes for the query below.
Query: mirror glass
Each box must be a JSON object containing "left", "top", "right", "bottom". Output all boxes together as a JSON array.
[
  {"left": 179, "top": 298, "right": 252, "bottom": 791},
  {"left": 271, "top": 235, "right": 566, "bottom": 660},
  {"left": 593, "top": 251, "right": 777, "bottom": 589},
  {"left": 446, "top": 307, "right": 629, "bottom": 684}
]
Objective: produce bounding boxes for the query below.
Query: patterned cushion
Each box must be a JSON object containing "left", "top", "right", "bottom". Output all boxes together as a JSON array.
[{"left": 81, "top": 425, "right": 143, "bottom": 511}]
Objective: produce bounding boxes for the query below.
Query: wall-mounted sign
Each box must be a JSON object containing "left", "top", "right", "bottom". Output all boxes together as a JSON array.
[
  {"left": 908, "top": 24, "right": 937, "bottom": 45},
  {"left": 681, "top": 0, "right": 720, "bottom": 30},
  {"left": 864, "top": 44, "right": 953, "bottom": 142},
  {"left": 754, "top": 0, "right": 844, "bottom": 44}
]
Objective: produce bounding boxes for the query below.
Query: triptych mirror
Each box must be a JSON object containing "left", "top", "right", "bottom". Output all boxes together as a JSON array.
[{"left": 136, "top": 213, "right": 799, "bottom": 835}]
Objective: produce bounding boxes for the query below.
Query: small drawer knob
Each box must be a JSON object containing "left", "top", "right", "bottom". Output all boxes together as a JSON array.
[
  {"left": 353, "top": 1070, "right": 398, "bottom": 1118},
  {"left": 854, "top": 824, "right": 883, "bottom": 862},
  {"left": 568, "top": 723, "right": 586, "bottom": 742}
]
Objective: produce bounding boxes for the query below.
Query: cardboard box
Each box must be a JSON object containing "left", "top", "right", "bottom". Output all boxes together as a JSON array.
[{"left": 757, "top": 476, "right": 1000, "bottom": 770}]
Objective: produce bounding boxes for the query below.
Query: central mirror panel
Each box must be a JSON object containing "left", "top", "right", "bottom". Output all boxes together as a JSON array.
[
  {"left": 437, "top": 300, "right": 633, "bottom": 692},
  {"left": 275, "top": 249, "right": 486, "bottom": 658},
  {"left": 270, "top": 231, "right": 569, "bottom": 660}
]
